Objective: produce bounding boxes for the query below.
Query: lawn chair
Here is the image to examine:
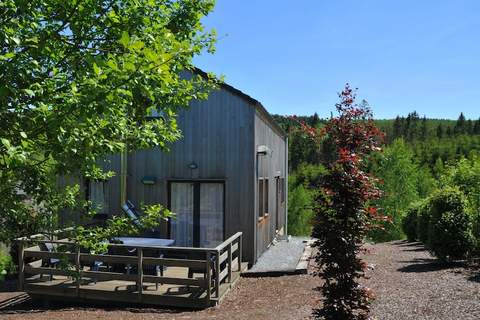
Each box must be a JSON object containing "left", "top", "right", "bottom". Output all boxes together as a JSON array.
[
  {"left": 38, "top": 242, "right": 60, "bottom": 281},
  {"left": 122, "top": 200, "right": 143, "bottom": 228}
]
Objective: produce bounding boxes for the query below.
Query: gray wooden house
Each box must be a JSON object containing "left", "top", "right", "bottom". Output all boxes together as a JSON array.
[{"left": 87, "top": 75, "right": 288, "bottom": 265}]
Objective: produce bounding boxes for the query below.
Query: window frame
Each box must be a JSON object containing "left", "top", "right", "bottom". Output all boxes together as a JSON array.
[{"left": 258, "top": 177, "right": 269, "bottom": 220}]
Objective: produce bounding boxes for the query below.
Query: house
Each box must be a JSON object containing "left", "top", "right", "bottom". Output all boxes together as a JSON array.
[{"left": 84, "top": 72, "right": 288, "bottom": 265}]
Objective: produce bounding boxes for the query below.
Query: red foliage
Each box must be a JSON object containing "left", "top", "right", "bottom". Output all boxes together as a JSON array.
[{"left": 302, "top": 85, "right": 384, "bottom": 320}]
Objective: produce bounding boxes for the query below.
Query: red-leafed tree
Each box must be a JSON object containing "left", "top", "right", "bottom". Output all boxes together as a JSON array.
[{"left": 300, "top": 85, "right": 385, "bottom": 319}]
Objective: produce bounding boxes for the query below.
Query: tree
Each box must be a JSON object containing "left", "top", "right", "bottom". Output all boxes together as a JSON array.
[
  {"left": 436, "top": 124, "right": 444, "bottom": 139},
  {"left": 0, "top": 0, "right": 217, "bottom": 245},
  {"left": 310, "top": 85, "right": 384, "bottom": 320},
  {"left": 454, "top": 112, "right": 467, "bottom": 135},
  {"left": 446, "top": 126, "right": 453, "bottom": 137},
  {"left": 392, "top": 116, "right": 403, "bottom": 140},
  {"left": 420, "top": 116, "right": 428, "bottom": 140},
  {"left": 370, "top": 139, "right": 419, "bottom": 241},
  {"left": 474, "top": 118, "right": 480, "bottom": 135},
  {"left": 310, "top": 112, "right": 321, "bottom": 127}
]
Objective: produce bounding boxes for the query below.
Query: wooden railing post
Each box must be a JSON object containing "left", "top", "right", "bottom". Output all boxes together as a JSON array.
[
  {"left": 137, "top": 248, "right": 143, "bottom": 301},
  {"left": 215, "top": 250, "right": 220, "bottom": 298},
  {"left": 238, "top": 234, "right": 242, "bottom": 272},
  {"left": 227, "top": 243, "right": 232, "bottom": 283},
  {"left": 206, "top": 251, "right": 212, "bottom": 304},
  {"left": 17, "top": 241, "right": 24, "bottom": 291}
]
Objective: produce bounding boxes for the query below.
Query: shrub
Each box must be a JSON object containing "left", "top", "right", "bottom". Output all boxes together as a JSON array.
[
  {"left": 426, "top": 187, "right": 475, "bottom": 261},
  {"left": 0, "top": 252, "right": 13, "bottom": 281},
  {"left": 403, "top": 204, "right": 420, "bottom": 241},
  {"left": 416, "top": 202, "right": 431, "bottom": 243}
]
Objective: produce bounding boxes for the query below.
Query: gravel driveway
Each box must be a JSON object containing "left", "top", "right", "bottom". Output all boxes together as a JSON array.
[
  {"left": 363, "top": 240, "right": 480, "bottom": 320},
  {"left": 1, "top": 241, "right": 478, "bottom": 320}
]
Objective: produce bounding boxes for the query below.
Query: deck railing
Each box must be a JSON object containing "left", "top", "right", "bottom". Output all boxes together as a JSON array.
[{"left": 15, "top": 231, "right": 243, "bottom": 306}]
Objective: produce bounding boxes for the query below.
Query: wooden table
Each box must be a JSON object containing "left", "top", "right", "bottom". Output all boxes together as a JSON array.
[{"left": 113, "top": 237, "right": 175, "bottom": 247}]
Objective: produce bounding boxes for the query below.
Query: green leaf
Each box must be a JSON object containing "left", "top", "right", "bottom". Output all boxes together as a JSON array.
[
  {"left": 132, "top": 40, "right": 145, "bottom": 51},
  {"left": 119, "top": 31, "right": 130, "bottom": 48},
  {"left": 93, "top": 62, "right": 101, "bottom": 76},
  {"left": 0, "top": 52, "right": 15, "bottom": 60},
  {"left": 1, "top": 138, "right": 11, "bottom": 149},
  {"left": 23, "top": 89, "right": 35, "bottom": 97},
  {"left": 106, "top": 59, "right": 118, "bottom": 71},
  {"left": 20, "top": 132, "right": 27, "bottom": 139}
]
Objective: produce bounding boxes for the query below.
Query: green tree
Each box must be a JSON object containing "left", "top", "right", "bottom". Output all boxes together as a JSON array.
[
  {"left": 436, "top": 123, "right": 444, "bottom": 139},
  {"left": 287, "top": 164, "right": 327, "bottom": 235},
  {"left": 371, "top": 139, "right": 420, "bottom": 241},
  {"left": 474, "top": 118, "right": 480, "bottom": 135},
  {"left": 454, "top": 112, "right": 467, "bottom": 135},
  {"left": 288, "top": 185, "right": 314, "bottom": 236},
  {"left": 0, "top": 0, "right": 217, "bottom": 245}
]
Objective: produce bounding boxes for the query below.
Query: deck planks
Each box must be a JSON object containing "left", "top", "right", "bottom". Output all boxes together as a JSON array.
[{"left": 24, "top": 263, "right": 248, "bottom": 308}]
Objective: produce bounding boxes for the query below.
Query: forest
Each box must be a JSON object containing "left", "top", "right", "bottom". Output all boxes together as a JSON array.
[{"left": 278, "top": 111, "right": 480, "bottom": 244}]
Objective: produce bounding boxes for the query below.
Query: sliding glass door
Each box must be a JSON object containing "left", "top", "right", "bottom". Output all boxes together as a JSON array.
[
  {"left": 169, "top": 181, "right": 224, "bottom": 247},
  {"left": 170, "top": 182, "right": 195, "bottom": 246}
]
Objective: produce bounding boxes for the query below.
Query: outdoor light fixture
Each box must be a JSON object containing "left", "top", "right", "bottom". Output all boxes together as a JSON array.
[
  {"left": 141, "top": 176, "right": 157, "bottom": 185},
  {"left": 188, "top": 162, "right": 198, "bottom": 170},
  {"left": 257, "top": 145, "right": 269, "bottom": 155}
]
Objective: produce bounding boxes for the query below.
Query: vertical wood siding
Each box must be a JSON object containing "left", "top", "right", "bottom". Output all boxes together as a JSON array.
[
  {"left": 254, "top": 111, "right": 287, "bottom": 260},
  {"left": 123, "top": 88, "right": 257, "bottom": 262}
]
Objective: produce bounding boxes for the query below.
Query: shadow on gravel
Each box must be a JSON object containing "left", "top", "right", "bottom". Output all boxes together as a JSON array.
[
  {"left": 0, "top": 294, "right": 187, "bottom": 316},
  {"left": 402, "top": 247, "right": 426, "bottom": 252},
  {"left": 466, "top": 266, "right": 480, "bottom": 283},
  {"left": 394, "top": 240, "right": 424, "bottom": 247},
  {"left": 398, "top": 258, "right": 464, "bottom": 273},
  {"left": 468, "top": 272, "right": 480, "bottom": 283}
]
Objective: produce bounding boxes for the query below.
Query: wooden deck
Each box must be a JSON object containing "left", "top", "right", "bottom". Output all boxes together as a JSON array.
[
  {"left": 24, "top": 263, "right": 247, "bottom": 308},
  {"left": 16, "top": 231, "right": 245, "bottom": 309}
]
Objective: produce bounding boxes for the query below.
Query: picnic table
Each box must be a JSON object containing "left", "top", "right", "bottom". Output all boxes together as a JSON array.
[{"left": 113, "top": 237, "right": 175, "bottom": 247}]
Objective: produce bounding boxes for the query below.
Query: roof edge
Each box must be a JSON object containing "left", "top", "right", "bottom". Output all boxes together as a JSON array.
[{"left": 193, "top": 68, "right": 287, "bottom": 139}]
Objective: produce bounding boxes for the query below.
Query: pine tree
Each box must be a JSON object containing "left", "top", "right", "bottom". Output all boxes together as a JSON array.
[
  {"left": 420, "top": 116, "right": 428, "bottom": 140},
  {"left": 446, "top": 126, "right": 453, "bottom": 137},
  {"left": 474, "top": 118, "right": 480, "bottom": 135},
  {"left": 454, "top": 112, "right": 467, "bottom": 135},
  {"left": 310, "top": 112, "right": 320, "bottom": 127},
  {"left": 392, "top": 116, "right": 403, "bottom": 140},
  {"left": 436, "top": 124, "right": 444, "bottom": 139},
  {"left": 466, "top": 120, "right": 473, "bottom": 134}
]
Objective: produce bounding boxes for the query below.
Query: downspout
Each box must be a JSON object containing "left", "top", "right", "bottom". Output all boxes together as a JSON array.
[
  {"left": 284, "top": 136, "right": 288, "bottom": 238},
  {"left": 120, "top": 149, "right": 127, "bottom": 206}
]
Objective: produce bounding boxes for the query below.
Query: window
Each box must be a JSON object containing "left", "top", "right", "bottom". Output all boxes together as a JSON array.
[
  {"left": 280, "top": 177, "right": 286, "bottom": 203},
  {"left": 88, "top": 180, "right": 108, "bottom": 214},
  {"left": 258, "top": 178, "right": 269, "bottom": 218}
]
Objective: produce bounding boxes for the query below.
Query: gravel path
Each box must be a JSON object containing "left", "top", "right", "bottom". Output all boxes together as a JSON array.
[{"left": 363, "top": 240, "right": 480, "bottom": 320}]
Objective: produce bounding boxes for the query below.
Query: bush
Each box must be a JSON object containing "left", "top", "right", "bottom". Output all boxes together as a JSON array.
[
  {"left": 416, "top": 202, "right": 431, "bottom": 243},
  {"left": 403, "top": 204, "right": 420, "bottom": 241},
  {"left": 0, "top": 251, "right": 14, "bottom": 281},
  {"left": 426, "top": 187, "right": 475, "bottom": 261}
]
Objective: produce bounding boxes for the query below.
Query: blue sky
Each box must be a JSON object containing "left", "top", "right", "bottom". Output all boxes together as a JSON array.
[{"left": 193, "top": 0, "right": 480, "bottom": 120}]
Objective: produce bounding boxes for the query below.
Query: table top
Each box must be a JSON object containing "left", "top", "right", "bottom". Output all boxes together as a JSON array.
[{"left": 113, "top": 237, "right": 175, "bottom": 247}]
